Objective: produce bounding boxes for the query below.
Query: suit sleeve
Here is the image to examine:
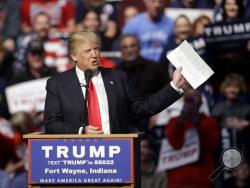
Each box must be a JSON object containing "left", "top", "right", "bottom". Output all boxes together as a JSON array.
[
  {"left": 125, "top": 72, "right": 182, "bottom": 117},
  {"left": 44, "top": 78, "right": 79, "bottom": 134}
]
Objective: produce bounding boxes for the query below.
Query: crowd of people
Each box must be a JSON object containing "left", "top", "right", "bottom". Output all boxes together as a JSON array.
[{"left": 0, "top": 0, "right": 250, "bottom": 187}]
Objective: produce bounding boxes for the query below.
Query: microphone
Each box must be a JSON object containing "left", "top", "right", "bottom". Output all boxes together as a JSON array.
[
  {"left": 80, "top": 70, "right": 93, "bottom": 88},
  {"left": 84, "top": 70, "right": 93, "bottom": 88}
]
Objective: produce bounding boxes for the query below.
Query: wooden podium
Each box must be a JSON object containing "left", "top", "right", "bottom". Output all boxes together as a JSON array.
[{"left": 23, "top": 134, "right": 141, "bottom": 188}]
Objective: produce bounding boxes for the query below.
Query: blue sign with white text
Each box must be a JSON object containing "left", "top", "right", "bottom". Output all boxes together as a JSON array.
[{"left": 29, "top": 138, "right": 133, "bottom": 184}]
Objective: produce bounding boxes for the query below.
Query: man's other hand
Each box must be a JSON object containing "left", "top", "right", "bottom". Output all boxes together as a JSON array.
[{"left": 86, "top": 125, "right": 104, "bottom": 134}]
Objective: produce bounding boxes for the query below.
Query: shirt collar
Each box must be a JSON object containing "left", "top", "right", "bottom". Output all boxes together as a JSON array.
[{"left": 75, "top": 65, "right": 99, "bottom": 84}]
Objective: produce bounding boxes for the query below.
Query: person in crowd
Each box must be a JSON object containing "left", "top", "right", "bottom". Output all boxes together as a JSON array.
[
  {"left": 121, "top": 5, "right": 140, "bottom": 27},
  {"left": 123, "top": 6, "right": 140, "bottom": 25},
  {"left": 11, "top": 40, "right": 56, "bottom": 85},
  {"left": 118, "top": 34, "right": 168, "bottom": 131},
  {"left": 0, "top": 36, "right": 15, "bottom": 118},
  {"left": 0, "top": 0, "right": 20, "bottom": 53},
  {"left": 76, "top": 9, "right": 115, "bottom": 51},
  {"left": 123, "top": 0, "right": 174, "bottom": 62},
  {"left": 148, "top": 83, "right": 210, "bottom": 159},
  {"left": 117, "top": 0, "right": 145, "bottom": 30},
  {"left": 212, "top": 74, "right": 250, "bottom": 158},
  {"left": 211, "top": 0, "right": 248, "bottom": 83},
  {"left": 166, "top": 89, "right": 219, "bottom": 188},
  {"left": 0, "top": 38, "right": 15, "bottom": 84},
  {"left": 170, "top": 0, "right": 211, "bottom": 9},
  {"left": 141, "top": 135, "right": 167, "bottom": 188},
  {"left": 221, "top": 0, "right": 244, "bottom": 22},
  {"left": 159, "top": 15, "right": 192, "bottom": 74},
  {"left": 16, "top": 12, "right": 70, "bottom": 73},
  {"left": 20, "top": 0, "right": 75, "bottom": 34},
  {"left": 150, "top": 84, "right": 211, "bottom": 128},
  {"left": 223, "top": 162, "right": 250, "bottom": 188},
  {"left": 214, "top": 0, "right": 245, "bottom": 22},
  {"left": 44, "top": 31, "right": 186, "bottom": 134},
  {"left": 11, "top": 112, "right": 37, "bottom": 171},
  {"left": 0, "top": 132, "right": 28, "bottom": 188},
  {"left": 192, "top": 15, "right": 211, "bottom": 37},
  {"left": 75, "top": 0, "right": 118, "bottom": 44},
  {"left": 15, "top": 12, "right": 50, "bottom": 68},
  {"left": 118, "top": 35, "right": 168, "bottom": 95}
]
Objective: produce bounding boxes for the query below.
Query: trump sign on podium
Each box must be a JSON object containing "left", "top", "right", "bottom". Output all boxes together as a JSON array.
[{"left": 27, "top": 135, "right": 137, "bottom": 186}]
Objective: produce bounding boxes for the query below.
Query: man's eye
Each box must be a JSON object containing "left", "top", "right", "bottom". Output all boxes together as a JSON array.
[{"left": 83, "top": 50, "right": 91, "bottom": 54}]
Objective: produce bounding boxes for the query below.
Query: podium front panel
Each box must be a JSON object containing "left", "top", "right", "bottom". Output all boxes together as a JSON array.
[{"left": 28, "top": 138, "right": 134, "bottom": 185}]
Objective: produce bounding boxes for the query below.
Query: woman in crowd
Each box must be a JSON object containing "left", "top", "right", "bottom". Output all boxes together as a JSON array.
[
  {"left": 159, "top": 15, "right": 192, "bottom": 75},
  {"left": 212, "top": 74, "right": 250, "bottom": 168},
  {"left": 192, "top": 15, "right": 211, "bottom": 37},
  {"left": 221, "top": 0, "right": 245, "bottom": 22},
  {"left": 75, "top": 0, "right": 118, "bottom": 50},
  {"left": 76, "top": 9, "right": 116, "bottom": 51}
]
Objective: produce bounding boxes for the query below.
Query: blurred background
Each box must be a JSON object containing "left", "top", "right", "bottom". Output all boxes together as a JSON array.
[{"left": 0, "top": 0, "right": 250, "bottom": 187}]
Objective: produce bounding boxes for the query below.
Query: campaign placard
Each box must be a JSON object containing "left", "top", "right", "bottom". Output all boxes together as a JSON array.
[
  {"left": 5, "top": 78, "right": 49, "bottom": 114},
  {"left": 205, "top": 20, "right": 250, "bottom": 43},
  {"left": 29, "top": 138, "right": 133, "bottom": 185},
  {"left": 157, "top": 128, "right": 200, "bottom": 171}
]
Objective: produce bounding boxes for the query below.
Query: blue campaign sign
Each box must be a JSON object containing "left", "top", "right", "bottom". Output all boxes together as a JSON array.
[{"left": 28, "top": 138, "right": 133, "bottom": 184}]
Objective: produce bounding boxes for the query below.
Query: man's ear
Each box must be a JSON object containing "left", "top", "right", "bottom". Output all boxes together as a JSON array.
[{"left": 70, "top": 54, "right": 77, "bottom": 62}]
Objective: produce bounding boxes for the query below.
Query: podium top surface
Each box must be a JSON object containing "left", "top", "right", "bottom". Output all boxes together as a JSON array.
[{"left": 23, "top": 133, "right": 143, "bottom": 139}]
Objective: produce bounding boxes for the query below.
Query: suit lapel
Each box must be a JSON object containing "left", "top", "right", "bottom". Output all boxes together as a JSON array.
[
  {"left": 66, "top": 68, "right": 85, "bottom": 121},
  {"left": 100, "top": 68, "right": 116, "bottom": 132}
]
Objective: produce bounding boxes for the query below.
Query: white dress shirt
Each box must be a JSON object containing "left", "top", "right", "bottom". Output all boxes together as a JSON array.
[{"left": 75, "top": 66, "right": 110, "bottom": 134}]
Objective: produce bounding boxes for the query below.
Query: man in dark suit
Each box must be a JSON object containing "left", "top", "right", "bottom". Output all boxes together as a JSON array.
[{"left": 44, "top": 31, "right": 186, "bottom": 134}]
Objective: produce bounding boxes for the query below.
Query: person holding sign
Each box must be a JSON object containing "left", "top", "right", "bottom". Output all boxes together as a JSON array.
[
  {"left": 44, "top": 31, "right": 186, "bottom": 134},
  {"left": 165, "top": 89, "right": 219, "bottom": 188}
]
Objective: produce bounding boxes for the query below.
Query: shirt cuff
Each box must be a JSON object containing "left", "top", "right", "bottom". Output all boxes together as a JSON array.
[
  {"left": 78, "top": 126, "right": 85, "bottom": 134},
  {"left": 170, "top": 81, "right": 184, "bottom": 94}
]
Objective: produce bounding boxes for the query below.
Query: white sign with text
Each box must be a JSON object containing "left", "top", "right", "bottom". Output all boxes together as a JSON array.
[
  {"left": 5, "top": 78, "right": 49, "bottom": 114},
  {"left": 157, "top": 128, "right": 200, "bottom": 171}
]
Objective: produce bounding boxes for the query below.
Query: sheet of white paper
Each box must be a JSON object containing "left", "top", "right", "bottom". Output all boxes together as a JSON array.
[{"left": 167, "top": 40, "right": 214, "bottom": 89}]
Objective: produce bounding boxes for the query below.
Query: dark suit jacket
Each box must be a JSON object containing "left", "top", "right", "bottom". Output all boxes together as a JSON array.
[{"left": 44, "top": 68, "right": 181, "bottom": 134}]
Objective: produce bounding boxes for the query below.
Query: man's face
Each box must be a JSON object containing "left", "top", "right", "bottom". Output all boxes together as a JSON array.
[
  {"left": 175, "top": 17, "right": 191, "bottom": 41},
  {"left": 71, "top": 40, "right": 100, "bottom": 71},
  {"left": 83, "top": 11, "right": 100, "bottom": 32},
  {"left": 144, "top": 0, "right": 165, "bottom": 20},
  {"left": 124, "top": 6, "right": 139, "bottom": 24},
  {"left": 120, "top": 36, "right": 140, "bottom": 62},
  {"left": 33, "top": 15, "right": 50, "bottom": 39}
]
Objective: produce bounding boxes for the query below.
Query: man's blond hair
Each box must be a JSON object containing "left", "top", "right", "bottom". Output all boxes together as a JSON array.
[{"left": 68, "top": 31, "right": 101, "bottom": 56}]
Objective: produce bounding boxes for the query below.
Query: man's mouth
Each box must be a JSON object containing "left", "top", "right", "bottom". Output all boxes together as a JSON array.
[{"left": 91, "top": 60, "right": 98, "bottom": 65}]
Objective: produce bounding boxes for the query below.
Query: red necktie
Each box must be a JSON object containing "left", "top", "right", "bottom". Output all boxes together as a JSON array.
[{"left": 88, "top": 80, "right": 102, "bottom": 131}]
